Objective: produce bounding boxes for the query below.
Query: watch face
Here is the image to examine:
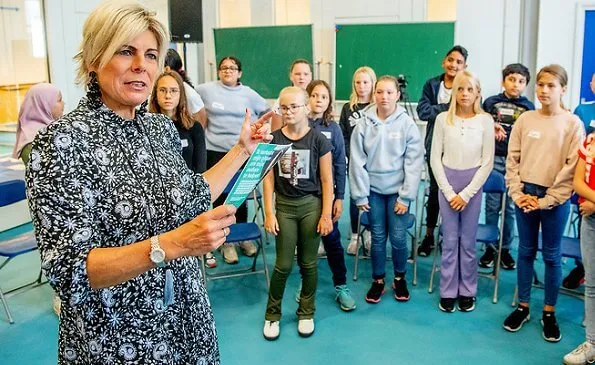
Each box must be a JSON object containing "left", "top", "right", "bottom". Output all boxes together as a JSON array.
[{"left": 150, "top": 248, "right": 166, "bottom": 264}]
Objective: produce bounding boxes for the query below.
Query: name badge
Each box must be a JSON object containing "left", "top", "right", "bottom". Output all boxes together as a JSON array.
[
  {"left": 590, "top": 120, "right": 595, "bottom": 128},
  {"left": 212, "top": 102, "right": 225, "bottom": 110},
  {"left": 321, "top": 131, "right": 332, "bottom": 139},
  {"left": 499, "top": 108, "right": 514, "bottom": 116},
  {"left": 181, "top": 139, "right": 189, "bottom": 147},
  {"left": 528, "top": 130, "right": 541, "bottom": 139},
  {"left": 389, "top": 132, "right": 402, "bottom": 139}
]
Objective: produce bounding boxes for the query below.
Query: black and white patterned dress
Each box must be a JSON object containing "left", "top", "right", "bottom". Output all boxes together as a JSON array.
[{"left": 26, "top": 96, "right": 219, "bottom": 364}]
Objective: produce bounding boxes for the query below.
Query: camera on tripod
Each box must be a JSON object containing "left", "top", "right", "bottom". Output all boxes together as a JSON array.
[{"left": 397, "top": 74, "right": 408, "bottom": 90}]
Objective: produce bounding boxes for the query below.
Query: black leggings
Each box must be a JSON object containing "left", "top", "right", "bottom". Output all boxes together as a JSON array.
[
  {"left": 206, "top": 150, "right": 248, "bottom": 223},
  {"left": 425, "top": 159, "right": 440, "bottom": 233}
]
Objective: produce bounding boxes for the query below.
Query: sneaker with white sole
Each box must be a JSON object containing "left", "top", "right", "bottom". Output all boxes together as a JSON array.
[
  {"left": 239, "top": 241, "right": 257, "bottom": 257},
  {"left": 346, "top": 234, "right": 358, "bottom": 256},
  {"left": 263, "top": 320, "right": 280, "bottom": 341},
  {"left": 221, "top": 243, "right": 239, "bottom": 264},
  {"left": 563, "top": 341, "right": 595, "bottom": 365},
  {"left": 335, "top": 285, "right": 356, "bottom": 311},
  {"left": 205, "top": 252, "right": 217, "bottom": 268},
  {"left": 297, "top": 318, "right": 315, "bottom": 337}
]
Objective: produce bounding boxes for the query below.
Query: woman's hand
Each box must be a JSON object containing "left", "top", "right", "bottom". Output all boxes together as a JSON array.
[
  {"left": 580, "top": 201, "right": 595, "bottom": 216},
  {"left": 357, "top": 203, "right": 370, "bottom": 212},
  {"left": 449, "top": 195, "right": 467, "bottom": 211},
  {"left": 332, "top": 199, "right": 344, "bottom": 222},
  {"left": 515, "top": 194, "right": 539, "bottom": 213},
  {"left": 264, "top": 213, "right": 279, "bottom": 236},
  {"left": 317, "top": 215, "right": 333, "bottom": 236},
  {"left": 238, "top": 109, "right": 275, "bottom": 155},
  {"left": 394, "top": 202, "right": 408, "bottom": 215},
  {"left": 166, "top": 205, "right": 237, "bottom": 258}
]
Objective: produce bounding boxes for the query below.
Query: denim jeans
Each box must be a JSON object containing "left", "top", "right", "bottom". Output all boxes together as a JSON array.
[
  {"left": 581, "top": 215, "right": 595, "bottom": 344},
  {"left": 485, "top": 156, "right": 515, "bottom": 249},
  {"left": 321, "top": 219, "right": 347, "bottom": 286},
  {"left": 516, "top": 182, "right": 570, "bottom": 306},
  {"left": 368, "top": 191, "right": 409, "bottom": 280}
]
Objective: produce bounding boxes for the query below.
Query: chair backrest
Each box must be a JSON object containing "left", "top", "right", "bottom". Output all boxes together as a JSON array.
[
  {"left": 482, "top": 171, "right": 506, "bottom": 194},
  {"left": 570, "top": 193, "right": 580, "bottom": 206},
  {"left": 0, "top": 179, "right": 26, "bottom": 207}
]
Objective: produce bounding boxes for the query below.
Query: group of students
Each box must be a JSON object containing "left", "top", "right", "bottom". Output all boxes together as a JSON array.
[{"left": 11, "top": 44, "right": 595, "bottom": 364}]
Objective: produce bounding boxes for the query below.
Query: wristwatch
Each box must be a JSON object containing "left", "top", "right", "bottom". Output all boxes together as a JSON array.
[{"left": 150, "top": 235, "right": 166, "bottom": 268}]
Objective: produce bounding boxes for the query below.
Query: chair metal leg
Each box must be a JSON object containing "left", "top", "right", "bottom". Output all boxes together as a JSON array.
[
  {"left": 201, "top": 254, "right": 207, "bottom": 286},
  {"left": 411, "top": 220, "right": 418, "bottom": 286},
  {"left": 0, "top": 288, "right": 14, "bottom": 324},
  {"left": 512, "top": 286, "right": 518, "bottom": 307}
]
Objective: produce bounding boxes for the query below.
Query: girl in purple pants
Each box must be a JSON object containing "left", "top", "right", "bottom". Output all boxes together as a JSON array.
[{"left": 430, "top": 70, "right": 494, "bottom": 313}]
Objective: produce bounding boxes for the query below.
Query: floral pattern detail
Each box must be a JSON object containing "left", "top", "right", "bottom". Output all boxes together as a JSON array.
[{"left": 26, "top": 97, "right": 219, "bottom": 364}]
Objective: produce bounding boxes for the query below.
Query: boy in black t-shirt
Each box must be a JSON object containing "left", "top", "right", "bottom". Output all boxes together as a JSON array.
[{"left": 481, "top": 63, "right": 535, "bottom": 270}]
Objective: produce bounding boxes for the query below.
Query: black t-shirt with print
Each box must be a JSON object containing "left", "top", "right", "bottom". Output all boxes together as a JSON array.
[
  {"left": 339, "top": 102, "right": 370, "bottom": 159},
  {"left": 271, "top": 128, "right": 332, "bottom": 198}
]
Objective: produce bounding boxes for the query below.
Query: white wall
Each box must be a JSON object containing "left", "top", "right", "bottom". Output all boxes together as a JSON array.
[{"left": 537, "top": 0, "right": 595, "bottom": 108}]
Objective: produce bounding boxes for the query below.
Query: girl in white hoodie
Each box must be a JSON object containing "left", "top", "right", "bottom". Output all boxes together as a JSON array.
[{"left": 350, "top": 75, "right": 424, "bottom": 304}]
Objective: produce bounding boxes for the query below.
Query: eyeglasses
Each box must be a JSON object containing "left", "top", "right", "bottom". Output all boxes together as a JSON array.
[
  {"left": 219, "top": 66, "right": 239, "bottom": 72},
  {"left": 276, "top": 104, "right": 306, "bottom": 114},
  {"left": 157, "top": 87, "right": 180, "bottom": 95}
]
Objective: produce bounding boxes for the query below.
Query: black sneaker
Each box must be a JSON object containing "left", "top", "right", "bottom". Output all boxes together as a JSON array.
[
  {"left": 500, "top": 249, "right": 516, "bottom": 270},
  {"left": 563, "top": 265, "right": 585, "bottom": 289},
  {"left": 417, "top": 235, "right": 434, "bottom": 257},
  {"left": 479, "top": 246, "right": 496, "bottom": 268},
  {"left": 439, "top": 298, "right": 456, "bottom": 313},
  {"left": 365, "top": 280, "right": 385, "bottom": 304},
  {"left": 503, "top": 306, "right": 530, "bottom": 332},
  {"left": 541, "top": 311, "right": 562, "bottom": 342},
  {"left": 392, "top": 277, "right": 410, "bottom": 302},
  {"left": 458, "top": 296, "right": 476, "bottom": 312}
]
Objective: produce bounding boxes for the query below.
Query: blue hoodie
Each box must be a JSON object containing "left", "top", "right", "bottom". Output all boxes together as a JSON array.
[
  {"left": 310, "top": 117, "right": 346, "bottom": 200},
  {"left": 349, "top": 104, "right": 424, "bottom": 206}
]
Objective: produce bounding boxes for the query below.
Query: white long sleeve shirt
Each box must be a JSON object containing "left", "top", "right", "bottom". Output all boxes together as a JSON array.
[{"left": 430, "top": 112, "right": 495, "bottom": 202}]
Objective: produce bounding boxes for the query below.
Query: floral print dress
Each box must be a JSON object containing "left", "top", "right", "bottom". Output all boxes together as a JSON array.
[{"left": 26, "top": 96, "right": 219, "bottom": 364}]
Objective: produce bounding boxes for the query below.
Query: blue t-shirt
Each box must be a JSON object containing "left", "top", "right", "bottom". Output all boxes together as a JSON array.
[
  {"left": 196, "top": 81, "right": 270, "bottom": 152},
  {"left": 574, "top": 102, "right": 595, "bottom": 135}
]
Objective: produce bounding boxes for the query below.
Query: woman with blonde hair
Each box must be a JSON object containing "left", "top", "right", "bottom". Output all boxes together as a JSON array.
[
  {"left": 25, "top": 2, "right": 272, "bottom": 363},
  {"left": 430, "top": 70, "right": 494, "bottom": 313},
  {"left": 503, "top": 64, "right": 584, "bottom": 343},
  {"left": 339, "top": 66, "right": 377, "bottom": 254}
]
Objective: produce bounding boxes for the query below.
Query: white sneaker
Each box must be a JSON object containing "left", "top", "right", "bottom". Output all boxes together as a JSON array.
[
  {"left": 346, "top": 234, "right": 358, "bottom": 255},
  {"left": 297, "top": 318, "right": 315, "bottom": 337},
  {"left": 563, "top": 341, "right": 595, "bottom": 365},
  {"left": 205, "top": 252, "right": 217, "bottom": 268},
  {"left": 263, "top": 320, "right": 280, "bottom": 341},
  {"left": 317, "top": 241, "right": 326, "bottom": 256},
  {"left": 239, "top": 241, "right": 257, "bottom": 257},
  {"left": 53, "top": 295, "right": 61, "bottom": 316},
  {"left": 221, "top": 243, "right": 239, "bottom": 264},
  {"left": 362, "top": 230, "right": 371, "bottom": 254}
]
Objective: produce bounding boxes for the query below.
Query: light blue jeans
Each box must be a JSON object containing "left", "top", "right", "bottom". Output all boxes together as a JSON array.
[
  {"left": 485, "top": 156, "right": 515, "bottom": 249},
  {"left": 581, "top": 215, "right": 595, "bottom": 344}
]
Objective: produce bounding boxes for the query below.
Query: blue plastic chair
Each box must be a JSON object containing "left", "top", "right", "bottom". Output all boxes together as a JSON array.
[
  {"left": 0, "top": 231, "right": 42, "bottom": 324},
  {"left": 201, "top": 222, "right": 270, "bottom": 288},
  {"left": 352, "top": 210, "right": 418, "bottom": 286},
  {"left": 428, "top": 170, "right": 507, "bottom": 303}
]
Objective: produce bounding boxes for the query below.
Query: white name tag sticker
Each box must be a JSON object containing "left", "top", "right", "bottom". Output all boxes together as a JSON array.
[
  {"left": 528, "top": 130, "right": 541, "bottom": 139},
  {"left": 389, "top": 132, "right": 402, "bottom": 139},
  {"left": 181, "top": 139, "right": 189, "bottom": 147},
  {"left": 590, "top": 120, "right": 595, "bottom": 128},
  {"left": 500, "top": 108, "right": 514, "bottom": 116},
  {"left": 212, "top": 102, "right": 225, "bottom": 110},
  {"left": 321, "top": 131, "right": 332, "bottom": 139}
]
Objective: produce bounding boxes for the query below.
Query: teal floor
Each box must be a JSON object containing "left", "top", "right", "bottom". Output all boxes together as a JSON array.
[{"left": 0, "top": 202, "right": 587, "bottom": 364}]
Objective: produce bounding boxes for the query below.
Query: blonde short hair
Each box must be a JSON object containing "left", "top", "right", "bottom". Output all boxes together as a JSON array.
[
  {"left": 279, "top": 86, "right": 308, "bottom": 105},
  {"left": 74, "top": 1, "right": 169, "bottom": 87}
]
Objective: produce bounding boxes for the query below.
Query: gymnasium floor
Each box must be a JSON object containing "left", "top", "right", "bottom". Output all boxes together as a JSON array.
[{"left": 0, "top": 188, "right": 586, "bottom": 365}]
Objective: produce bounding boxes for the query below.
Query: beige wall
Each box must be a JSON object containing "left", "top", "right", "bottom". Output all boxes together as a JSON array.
[{"left": 427, "top": 0, "right": 457, "bottom": 21}]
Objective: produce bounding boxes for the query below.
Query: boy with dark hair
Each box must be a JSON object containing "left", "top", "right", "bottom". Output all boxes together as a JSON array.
[
  {"left": 416, "top": 45, "right": 468, "bottom": 256},
  {"left": 480, "top": 63, "right": 535, "bottom": 269}
]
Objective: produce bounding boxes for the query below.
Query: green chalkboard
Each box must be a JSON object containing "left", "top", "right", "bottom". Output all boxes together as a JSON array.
[
  {"left": 214, "top": 25, "right": 313, "bottom": 99},
  {"left": 335, "top": 22, "right": 455, "bottom": 102}
]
